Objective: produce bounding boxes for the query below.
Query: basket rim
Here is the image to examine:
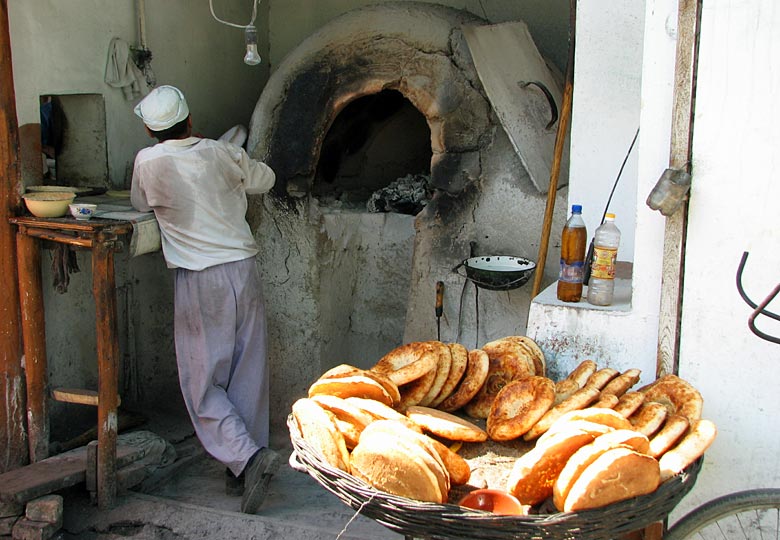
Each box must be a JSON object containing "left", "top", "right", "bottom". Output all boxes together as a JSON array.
[{"left": 287, "top": 413, "right": 703, "bottom": 539}]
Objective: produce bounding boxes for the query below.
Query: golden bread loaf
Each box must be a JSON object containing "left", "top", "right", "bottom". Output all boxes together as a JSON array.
[
  {"left": 506, "top": 428, "right": 596, "bottom": 505},
  {"left": 561, "top": 446, "right": 660, "bottom": 511}
]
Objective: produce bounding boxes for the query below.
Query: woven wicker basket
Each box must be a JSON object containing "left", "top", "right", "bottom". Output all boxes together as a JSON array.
[{"left": 288, "top": 414, "right": 703, "bottom": 540}]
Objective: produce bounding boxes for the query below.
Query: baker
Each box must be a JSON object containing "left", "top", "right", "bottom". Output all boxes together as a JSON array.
[{"left": 130, "top": 84, "right": 278, "bottom": 514}]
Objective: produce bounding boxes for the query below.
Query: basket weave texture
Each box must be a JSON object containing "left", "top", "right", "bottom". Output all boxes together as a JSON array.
[{"left": 288, "top": 414, "right": 703, "bottom": 540}]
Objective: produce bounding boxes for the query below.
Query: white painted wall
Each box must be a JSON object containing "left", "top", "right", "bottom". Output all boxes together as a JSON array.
[
  {"left": 567, "top": 1, "right": 643, "bottom": 262},
  {"left": 671, "top": 0, "right": 780, "bottom": 520},
  {"left": 9, "top": 0, "right": 268, "bottom": 187},
  {"left": 527, "top": 0, "right": 656, "bottom": 387},
  {"left": 531, "top": 0, "right": 780, "bottom": 525}
]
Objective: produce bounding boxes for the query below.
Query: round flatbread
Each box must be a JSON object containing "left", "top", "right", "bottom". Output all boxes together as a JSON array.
[
  {"left": 585, "top": 368, "right": 620, "bottom": 390},
  {"left": 417, "top": 341, "right": 452, "bottom": 407},
  {"left": 481, "top": 337, "right": 536, "bottom": 376},
  {"left": 398, "top": 365, "right": 438, "bottom": 409},
  {"left": 308, "top": 374, "right": 394, "bottom": 406},
  {"left": 658, "top": 419, "right": 717, "bottom": 482},
  {"left": 318, "top": 365, "right": 402, "bottom": 407},
  {"left": 486, "top": 376, "right": 555, "bottom": 441},
  {"left": 438, "top": 349, "right": 489, "bottom": 412},
  {"left": 372, "top": 341, "right": 440, "bottom": 386},
  {"left": 648, "top": 413, "right": 690, "bottom": 459},
  {"left": 351, "top": 424, "right": 446, "bottom": 503},
  {"left": 291, "top": 398, "right": 350, "bottom": 471},
  {"left": 565, "top": 360, "right": 598, "bottom": 388},
  {"left": 629, "top": 401, "right": 669, "bottom": 437},
  {"left": 506, "top": 428, "right": 595, "bottom": 505},
  {"left": 613, "top": 391, "right": 645, "bottom": 418},
  {"left": 562, "top": 447, "right": 661, "bottom": 511},
  {"left": 428, "top": 343, "right": 469, "bottom": 408},
  {"left": 640, "top": 374, "right": 703, "bottom": 424},
  {"left": 464, "top": 349, "right": 535, "bottom": 419},
  {"left": 551, "top": 407, "right": 633, "bottom": 431},
  {"left": 406, "top": 405, "right": 488, "bottom": 442},
  {"left": 523, "top": 384, "right": 602, "bottom": 441},
  {"left": 600, "top": 368, "right": 641, "bottom": 397}
]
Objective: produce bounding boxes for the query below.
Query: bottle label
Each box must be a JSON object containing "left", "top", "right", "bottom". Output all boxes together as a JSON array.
[
  {"left": 559, "top": 259, "right": 585, "bottom": 283},
  {"left": 591, "top": 247, "right": 617, "bottom": 279}
]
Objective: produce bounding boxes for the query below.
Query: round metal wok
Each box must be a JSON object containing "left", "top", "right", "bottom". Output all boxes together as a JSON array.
[{"left": 453, "top": 256, "right": 536, "bottom": 291}]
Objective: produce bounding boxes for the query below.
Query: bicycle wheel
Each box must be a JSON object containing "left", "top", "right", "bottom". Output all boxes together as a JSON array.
[{"left": 665, "top": 488, "right": 780, "bottom": 540}]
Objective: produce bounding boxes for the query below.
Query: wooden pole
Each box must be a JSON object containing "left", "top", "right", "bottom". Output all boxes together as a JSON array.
[
  {"left": 531, "top": 0, "right": 576, "bottom": 298},
  {"left": 0, "top": 0, "right": 29, "bottom": 472},
  {"left": 656, "top": 0, "right": 701, "bottom": 378},
  {"left": 16, "top": 227, "right": 49, "bottom": 462}
]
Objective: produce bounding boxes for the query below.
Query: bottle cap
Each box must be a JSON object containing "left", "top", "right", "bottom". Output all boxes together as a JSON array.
[
  {"left": 572, "top": 205, "right": 582, "bottom": 213},
  {"left": 605, "top": 213, "right": 616, "bottom": 220}
]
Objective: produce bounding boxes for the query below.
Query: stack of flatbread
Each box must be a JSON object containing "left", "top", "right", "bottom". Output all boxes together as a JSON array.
[{"left": 291, "top": 337, "right": 716, "bottom": 511}]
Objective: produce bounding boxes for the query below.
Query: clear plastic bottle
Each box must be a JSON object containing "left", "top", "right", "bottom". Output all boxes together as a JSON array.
[
  {"left": 587, "top": 213, "right": 621, "bottom": 306},
  {"left": 557, "top": 204, "right": 587, "bottom": 302}
]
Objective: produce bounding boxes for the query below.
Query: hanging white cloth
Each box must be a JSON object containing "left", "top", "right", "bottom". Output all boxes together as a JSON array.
[{"left": 104, "top": 37, "right": 149, "bottom": 100}]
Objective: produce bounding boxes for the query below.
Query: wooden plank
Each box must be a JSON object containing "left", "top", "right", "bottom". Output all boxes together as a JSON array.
[
  {"left": 0, "top": 0, "right": 28, "bottom": 472},
  {"left": 16, "top": 232, "right": 49, "bottom": 462},
  {"left": 51, "top": 388, "right": 109, "bottom": 407},
  {"left": 0, "top": 444, "right": 146, "bottom": 505},
  {"left": 92, "top": 234, "right": 121, "bottom": 509},
  {"left": 22, "top": 227, "right": 94, "bottom": 248},
  {"left": 463, "top": 21, "right": 568, "bottom": 194}
]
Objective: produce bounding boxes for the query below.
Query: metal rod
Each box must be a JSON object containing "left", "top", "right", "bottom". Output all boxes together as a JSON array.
[
  {"left": 736, "top": 251, "right": 780, "bottom": 322},
  {"left": 748, "top": 283, "right": 780, "bottom": 344}
]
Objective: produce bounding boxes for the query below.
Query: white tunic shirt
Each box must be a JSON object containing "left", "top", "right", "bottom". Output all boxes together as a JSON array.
[{"left": 131, "top": 137, "right": 275, "bottom": 270}]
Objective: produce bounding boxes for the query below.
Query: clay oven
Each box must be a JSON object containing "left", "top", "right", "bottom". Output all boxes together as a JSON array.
[{"left": 246, "top": 2, "right": 567, "bottom": 434}]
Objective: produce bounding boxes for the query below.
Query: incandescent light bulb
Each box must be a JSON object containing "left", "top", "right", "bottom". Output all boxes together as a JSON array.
[{"left": 244, "top": 25, "right": 261, "bottom": 66}]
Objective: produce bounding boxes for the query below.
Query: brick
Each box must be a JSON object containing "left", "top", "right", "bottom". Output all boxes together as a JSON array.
[
  {"left": 0, "top": 516, "right": 19, "bottom": 535},
  {"left": 24, "top": 496, "right": 62, "bottom": 526},
  {"left": 11, "top": 518, "right": 59, "bottom": 540},
  {"left": 0, "top": 501, "right": 22, "bottom": 519}
]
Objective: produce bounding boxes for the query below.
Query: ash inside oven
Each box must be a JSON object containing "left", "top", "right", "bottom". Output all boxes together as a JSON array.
[{"left": 367, "top": 173, "right": 432, "bottom": 215}]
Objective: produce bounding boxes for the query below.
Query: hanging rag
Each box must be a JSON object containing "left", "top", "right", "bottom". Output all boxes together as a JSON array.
[
  {"left": 104, "top": 37, "right": 149, "bottom": 100},
  {"left": 51, "top": 244, "right": 80, "bottom": 294}
]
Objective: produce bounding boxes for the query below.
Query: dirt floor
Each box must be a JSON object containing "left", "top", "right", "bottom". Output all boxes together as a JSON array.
[{"left": 54, "top": 408, "right": 403, "bottom": 540}]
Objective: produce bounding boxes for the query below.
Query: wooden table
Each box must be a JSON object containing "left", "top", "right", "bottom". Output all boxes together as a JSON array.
[{"left": 9, "top": 215, "right": 133, "bottom": 509}]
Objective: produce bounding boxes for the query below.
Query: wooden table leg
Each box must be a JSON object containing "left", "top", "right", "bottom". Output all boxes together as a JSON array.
[
  {"left": 16, "top": 228, "right": 49, "bottom": 462},
  {"left": 92, "top": 235, "right": 120, "bottom": 509}
]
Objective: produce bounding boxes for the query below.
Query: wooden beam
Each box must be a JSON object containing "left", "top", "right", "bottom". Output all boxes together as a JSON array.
[
  {"left": 92, "top": 232, "right": 120, "bottom": 509},
  {"left": 0, "top": 0, "right": 28, "bottom": 472}
]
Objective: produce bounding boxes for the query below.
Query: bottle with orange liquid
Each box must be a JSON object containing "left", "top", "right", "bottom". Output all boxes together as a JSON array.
[{"left": 557, "top": 204, "right": 587, "bottom": 302}]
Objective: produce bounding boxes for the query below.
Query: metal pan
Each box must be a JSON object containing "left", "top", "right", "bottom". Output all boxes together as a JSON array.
[{"left": 453, "top": 255, "right": 536, "bottom": 291}]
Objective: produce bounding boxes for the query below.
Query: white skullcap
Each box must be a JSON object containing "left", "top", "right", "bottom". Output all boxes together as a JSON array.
[{"left": 134, "top": 85, "right": 189, "bottom": 131}]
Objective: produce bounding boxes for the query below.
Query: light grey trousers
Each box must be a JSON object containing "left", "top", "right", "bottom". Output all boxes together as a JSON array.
[{"left": 174, "top": 257, "right": 270, "bottom": 476}]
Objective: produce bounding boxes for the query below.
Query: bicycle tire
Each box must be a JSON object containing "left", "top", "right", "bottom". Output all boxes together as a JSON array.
[{"left": 665, "top": 488, "right": 780, "bottom": 540}]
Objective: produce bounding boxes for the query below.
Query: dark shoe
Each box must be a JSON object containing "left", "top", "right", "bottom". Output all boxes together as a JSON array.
[
  {"left": 225, "top": 468, "right": 244, "bottom": 496},
  {"left": 240, "top": 448, "right": 280, "bottom": 514}
]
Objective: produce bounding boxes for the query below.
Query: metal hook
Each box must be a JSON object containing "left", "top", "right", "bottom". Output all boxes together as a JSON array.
[{"left": 518, "top": 80, "right": 559, "bottom": 129}]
